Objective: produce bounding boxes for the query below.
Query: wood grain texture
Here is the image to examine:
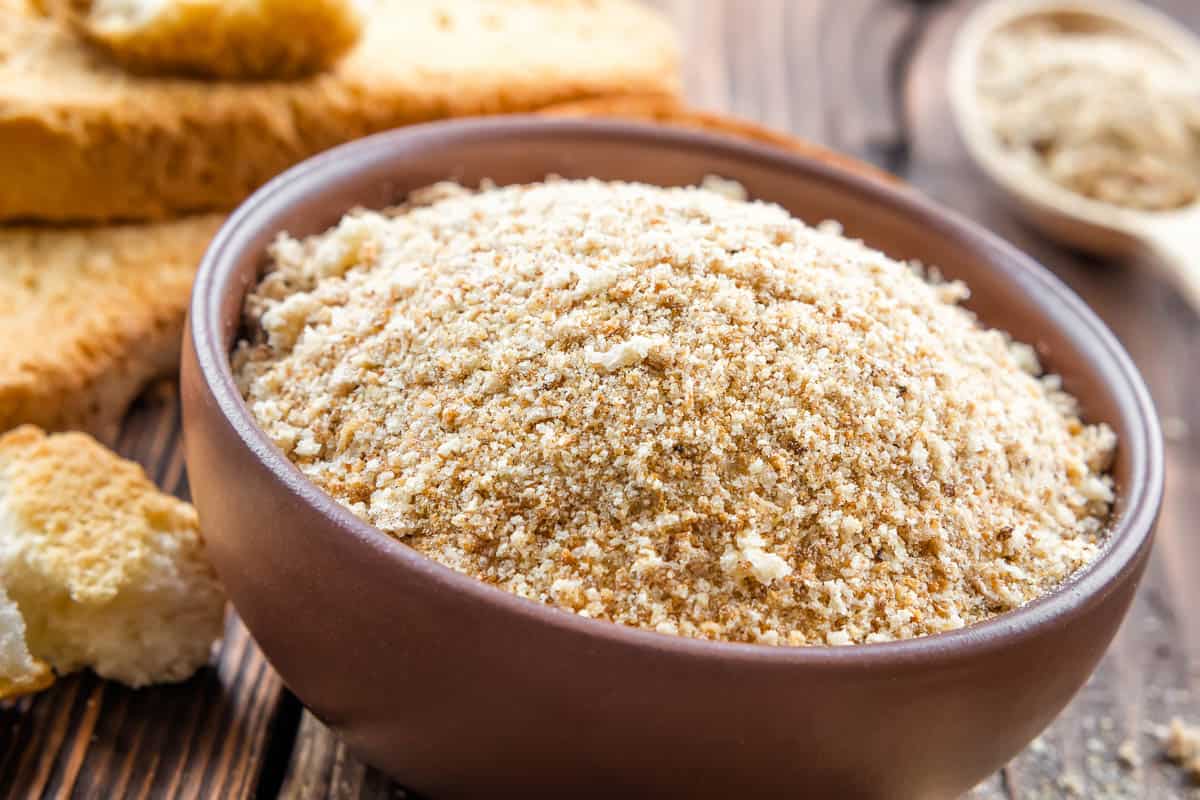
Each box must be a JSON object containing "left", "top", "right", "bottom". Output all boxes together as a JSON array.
[
  {"left": 5, "top": 1, "right": 1199, "bottom": 798},
  {"left": 278, "top": 715, "right": 409, "bottom": 800}
]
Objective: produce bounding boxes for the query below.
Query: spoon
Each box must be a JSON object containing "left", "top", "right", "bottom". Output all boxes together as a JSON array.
[{"left": 948, "top": 0, "right": 1200, "bottom": 308}]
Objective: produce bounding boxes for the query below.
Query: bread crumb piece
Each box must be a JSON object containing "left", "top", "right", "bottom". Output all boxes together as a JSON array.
[
  {"left": 236, "top": 178, "right": 1117, "bottom": 647},
  {"left": 699, "top": 175, "right": 748, "bottom": 202},
  {"left": 1166, "top": 718, "right": 1200, "bottom": 782},
  {"left": 585, "top": 336, "right": 665, "bottom": 372},
  {"left": 1057, "top": 771, "right": 1085, "bottom": 796},
  {"left": 0, "top": 426, "right": 225, "bottom": 688},
  {"left": 1116, "top": 738, "right": 1140, "bottom": 770}
]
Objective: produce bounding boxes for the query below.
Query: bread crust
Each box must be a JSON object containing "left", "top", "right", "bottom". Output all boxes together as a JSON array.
[
  {"left": 0, "top": 214, "right": 224, "bottom": 440},
  {"left": 0, "top": 582, "right": 54, "bottom": 700},
  {"left": 2, "top": 0, "right": 680, "bottom": 222},
  {"left": 33, "top": 0, "right": 365, "bottom": 80}
]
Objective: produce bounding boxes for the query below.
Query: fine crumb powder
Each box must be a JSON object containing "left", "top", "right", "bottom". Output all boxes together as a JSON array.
[
  {"left": 977, "top": 20, "right": 1200, "bottom": 212},
  {"left": 235, "top": 178, "right": 1117, "bottom": 646}
]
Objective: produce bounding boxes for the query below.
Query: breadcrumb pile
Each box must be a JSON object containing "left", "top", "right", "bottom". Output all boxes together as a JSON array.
[
  {"left": 235, "top": 179, "right": 1116, "bottom": 646},
  {"left": 978, "top": 20, "right": 1200, "bottom": 212}
]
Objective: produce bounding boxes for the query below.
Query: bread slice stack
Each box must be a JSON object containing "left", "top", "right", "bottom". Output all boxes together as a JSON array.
[
  {"left": 0, "top": 0, "right": 679, "bottom": 436},
  {"left": 4, "top": 0, "right": 678, "bottom": 222},
  {"left": 0, "top": 0, "right": 679, "bottom": 696}
]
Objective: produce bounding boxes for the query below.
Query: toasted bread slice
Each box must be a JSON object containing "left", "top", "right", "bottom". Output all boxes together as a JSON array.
[
  {"left": 2, "top": 0, "right": 680, "bottom": 222},
  {"left": 33, "top": 0, "right": 365, "bottom": 79},
  {"left": 0, "top": 426, "right": 225, "bottom": 687},
  {"left": 0, "top": 214, "right": 224, "bottom": 440},
  {"left": 539, "top": 95, "right": 900, "bottom": 186},
  {"left": 0, "top": 582, "right": 54, "bottom": 700}
]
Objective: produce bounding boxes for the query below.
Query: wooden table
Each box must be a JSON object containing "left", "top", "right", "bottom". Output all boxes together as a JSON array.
[{"left": 4, "top": 1, "right": 1198, "bottom": 797}]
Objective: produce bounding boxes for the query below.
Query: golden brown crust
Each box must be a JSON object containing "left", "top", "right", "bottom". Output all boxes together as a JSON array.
[
  {"left": 34, "top": 0, "right": 365, "bottom": 80},
  {"left": 539, "top": 94, "right": 900, "bottom": 186},
  {"left": 1, "top": 0, "right": 681, "bottom": 222},
  {"left": 0, "top": 667, "right": 55, "bottom": 700},
  {"left": 0, "top": 425, "right": 200, "bottom": 601},
  {"left": 0, "top": 215, "right": 225, "bottom": 440}
]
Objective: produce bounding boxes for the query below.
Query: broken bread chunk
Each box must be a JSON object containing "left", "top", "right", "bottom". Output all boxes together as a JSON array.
[
  {"left": 35, "top": 0, "right": 365, "bottom": 80},
  {"left": 0, "top": 582, "right": 53, "bottom": 700},
  {"left": 0, "top": 426, "right": 225, "bottom": 688}
]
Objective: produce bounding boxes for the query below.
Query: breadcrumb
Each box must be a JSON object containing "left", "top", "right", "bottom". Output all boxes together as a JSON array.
[
  {"left": 1057, "top": 771, "right": 1085, "bottom": 796},
  {"left": 1116, "top": 738, "right": 1140, "bottom": 770},
  {"left": 978, "top": 20, "right": 1200, "bottom": 212},
  {"left": 1166, "top": 718, "right": 1200, "bottom": 782},
  {"left": 236, "top": 179, "right": 1116, "bottom": 646}
]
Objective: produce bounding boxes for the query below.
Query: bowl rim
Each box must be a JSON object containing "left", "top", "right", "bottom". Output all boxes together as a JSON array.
[{"left": 189, "top": 116, "right": 1163, "bottom": 668}]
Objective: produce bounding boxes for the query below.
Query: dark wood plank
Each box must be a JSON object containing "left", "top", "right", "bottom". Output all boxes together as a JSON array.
[
  {"left": 279, "top": 715, "right": 409, "bottom": 800},
  {"left": 0, "top": 387, "right": 298, "bottom": 800},
  {"left": 906, "top": 1, "right": 1200, "bottom": 797}
]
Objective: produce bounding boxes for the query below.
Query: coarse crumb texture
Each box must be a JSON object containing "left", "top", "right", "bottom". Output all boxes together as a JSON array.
[
  {"left": 0, "top": 426, "right": 226, "bottom": 686},
  {"left": 34, "top": 0, "right": 364, "bottom": 79},
  {"left": 235, "top": 179, "right": 1117, "bottom": 646},
  {"left": 0, "top": 581, "right": 53, "bottom": 699},
  {"left": 0, "top": 0, "right": 679, "bottom": 221},
  {"left": 977, "top": 20, "right": 1200, "bottom": 212}
]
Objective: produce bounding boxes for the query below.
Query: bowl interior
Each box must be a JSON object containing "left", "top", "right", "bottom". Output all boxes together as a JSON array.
[{"left": 193, "top": 117, "right": 1161, "bottom": 658}]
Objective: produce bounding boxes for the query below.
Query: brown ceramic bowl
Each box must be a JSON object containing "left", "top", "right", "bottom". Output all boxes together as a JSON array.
[{"left": 181, "top": 118, "right": 1163, "bottom": 799}]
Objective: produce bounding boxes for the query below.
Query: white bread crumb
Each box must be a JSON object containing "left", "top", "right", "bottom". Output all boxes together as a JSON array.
[
  {"left": 0, "top": 426, "right": 225, "bottom": 688},
  {"left": 236, "top": 179, "right": 1116, "bottom": 646},
  {"left": 1166, "top": 718, "right": 1200, "bottom": 782},
  {"left": 978, "top": 20, "right": 1200, "bottom": 212},
  {"left": 1116, "top": 738, "right": 1140, "bottom": 770},
  {"left": 0, "top": 582, "right": 53, "bottom": 700}
]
